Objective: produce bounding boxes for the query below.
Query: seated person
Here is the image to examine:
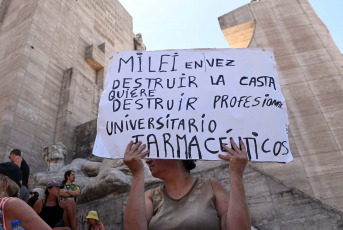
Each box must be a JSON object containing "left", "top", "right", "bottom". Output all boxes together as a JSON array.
[
  {"left": 27, "top": 191, "right": 39, "bottom": 207},
  {"left": 34, "top": 181, "right": 77, "bottom": 230},
  {"left": 86, "top": 211, "right": 105, "bottom": 230},
  {"left": 60, "top": 170, "right": 80, "bottom": 202},
  {"left": 8, "top": 149, "right": 30, "bottom": 201},
  {"left": 0, "top": 162, "right": 51, "bottom": 230}
]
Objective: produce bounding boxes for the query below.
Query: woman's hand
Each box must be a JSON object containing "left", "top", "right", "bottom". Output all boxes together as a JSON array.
[
  {"left": 219, "top": 138, "right": 248, "bottom": 178},
  {"left": 219, "top": 139, "right": 251, "bottom": 230},
  {"left": 123, "top": 141, "right": 150, "bottom": 230},
  {"left": 123, "top": 141, "right": 149, "bottom": 177}
]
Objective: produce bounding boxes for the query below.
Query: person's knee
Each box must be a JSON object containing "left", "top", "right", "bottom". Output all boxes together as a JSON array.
[{"left": 65, "top": 198, "right": 76, "bottom": 209}]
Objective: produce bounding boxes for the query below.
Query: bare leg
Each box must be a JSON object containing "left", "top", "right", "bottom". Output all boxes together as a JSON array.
[{"left": 63, "top": 199, "right": 77, "bottom": 230}]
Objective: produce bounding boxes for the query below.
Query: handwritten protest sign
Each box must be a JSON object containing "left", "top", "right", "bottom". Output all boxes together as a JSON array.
[{"left": 93, "top": 48, "right": 293, "bottom": 163}]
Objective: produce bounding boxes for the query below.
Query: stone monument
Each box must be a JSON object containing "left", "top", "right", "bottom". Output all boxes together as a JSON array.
[
  {"left": 43, "top": 142, "right": 67, "bottom": 171},
  {"left": 0, "top": 0, "right": 134, "bottom": 173},
  {"left": 218, "top": 0, "right": 343, "bottom": 213},
  {"left": 134, "top": 33, "right": 147, "bottom": 51},
  {"left": 2, "top": 0, "right": 343, "bottom": 229}
]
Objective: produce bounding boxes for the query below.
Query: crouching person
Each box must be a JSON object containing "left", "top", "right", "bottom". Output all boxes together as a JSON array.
[{"left": 34, "top": 181, "right": 77, "bottom": 230}]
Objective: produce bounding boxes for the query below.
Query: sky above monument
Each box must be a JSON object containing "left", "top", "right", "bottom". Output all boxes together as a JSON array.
[{"left": 118, "top": 0, "right": 343, "bottom": 53}]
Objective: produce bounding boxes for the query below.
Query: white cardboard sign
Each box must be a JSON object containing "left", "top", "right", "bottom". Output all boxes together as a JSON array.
[{"left": 93, "top": 48, "right": 293, "bottom": 163}]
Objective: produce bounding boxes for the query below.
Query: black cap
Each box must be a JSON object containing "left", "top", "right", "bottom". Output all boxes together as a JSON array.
[{"left": 0, "top": 162, "right": 22, "bottom": 187}]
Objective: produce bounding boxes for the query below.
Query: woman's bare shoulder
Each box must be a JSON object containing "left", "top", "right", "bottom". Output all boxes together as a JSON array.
[
  {"left": 145, "top": 189, "right": 153, "bottom": 200},
  {"left": 4, "top": 197, "right": 52, "bottom": 230},
  {"left": 5, "top": 197, "right": 27, "bottom": 209},
  {"left": 210, "top": 178, "right": 223, "bottom": 187}
]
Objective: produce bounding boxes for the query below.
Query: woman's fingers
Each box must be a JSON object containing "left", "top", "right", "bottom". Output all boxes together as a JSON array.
[
  {"left": 239, "top": 139, "right": 247, "bottom": 155},
  {"left": 230, "top": 138, "right": 241, "bottom": 155},
  {"left": 218, "top": 153, "right": 232, "bottom": 161},
  {"left": 138, "top": 149, "right": 150, "bottom": 158},
  {"left": 222, "top": 140, "right": 239, "bottom": 156},
  {"left": 125, "top": 140, "right": 134, "bottom": 155},
  {"left": 222, "top": 143, "right": 233, "bottom": 154},
  {"left": 131, "top": 141, "right": 142, "bottom": 153},
  {"left": 125, "top": 141, "right": 148, "bottom": 160},
  {"left": 124, "top": 141, "right": 148, "bottom": 176},
  {"left": 137, "top": 144, "right": 147, "bottom": 155},
  {"left": 220, "top": 139, "right": 249, "bottom": 162}
]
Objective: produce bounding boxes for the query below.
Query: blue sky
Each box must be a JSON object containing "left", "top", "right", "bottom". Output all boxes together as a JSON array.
[{"left": 118, "top": 0, "right": 342, "bottom": 53}]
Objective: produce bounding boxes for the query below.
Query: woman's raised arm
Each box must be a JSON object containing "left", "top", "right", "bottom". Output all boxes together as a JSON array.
[
  {"left": 123, "top": 141, "right": 150, "bottom": 230},
  {"left": 219, "top": 138, "right": 251, "bottom": 230}
]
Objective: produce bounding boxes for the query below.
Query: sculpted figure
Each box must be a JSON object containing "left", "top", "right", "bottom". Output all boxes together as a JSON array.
[
  {"left": 43, "top": 142, "right": 67, "bottom": 171},
  {"left": 134, "top": 33, "right": 146, "bottom": 51},
  {"left": 32, "top": 157, "right": 159, "bottom": 203}
]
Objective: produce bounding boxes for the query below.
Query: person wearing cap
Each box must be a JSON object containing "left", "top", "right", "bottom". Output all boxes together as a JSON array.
[
  {"left": 33, "top": 181, "right": 77, "bottom": 230},
  {"left": 0, "top": 162, "right": 51, "bottom": 229},
  {"left": 86, "top": 211, "right": 105, "bottom": 230},
  {"left": 8, "top": 149, "right": 30, "bottom": 201},
  {"left": 27, "top": 191, "right": 39, "bottom": 208}
]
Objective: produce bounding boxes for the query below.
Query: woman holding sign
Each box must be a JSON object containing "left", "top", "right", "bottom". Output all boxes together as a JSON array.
[{"left": 123, "top": 138, "right": 251, "bottom": 230}]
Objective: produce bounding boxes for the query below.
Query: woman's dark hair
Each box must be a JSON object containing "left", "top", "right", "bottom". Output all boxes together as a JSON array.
[
  {"left": 182, "top": 160, "right": 196, "bottom": 172},
  {"left": 62, "top": 170, "right": 74, "bottom": 185},
  {"left": 44, "top": 188, "right": 49, "bottom": 204},
  {"left": 44, "top": 187, "right": 58, "bottom": 205}
]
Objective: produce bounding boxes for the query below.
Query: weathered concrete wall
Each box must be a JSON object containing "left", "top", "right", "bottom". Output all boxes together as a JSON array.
[
  {"left": 76, "top": 163, "right": 343, "bottom": 230},
  {"left": 0, "top": 0, "right": 41, "bottom": 169},
  {"left": 77, "top": 193, "right": 125, "bottom": 230},
  {"left": 0, "top": 0, "right": 10, "bottom": 25},
  {"left": 0, "top": 0, "right": 134, "bottom": 173},
  {"left": 219, "top": 0, "right": 343, "bottom": 211},
  {"left": 73, "top": 119, "right": 97, "bottom": 160}
]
